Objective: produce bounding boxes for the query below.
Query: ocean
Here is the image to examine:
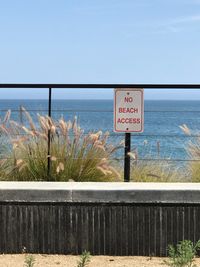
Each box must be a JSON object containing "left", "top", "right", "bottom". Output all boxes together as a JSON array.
[{"left": 0, "top": 99, "right": 200, "bottom": 163}]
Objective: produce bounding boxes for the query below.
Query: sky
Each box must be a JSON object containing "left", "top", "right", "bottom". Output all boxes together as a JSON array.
[{"left": 0, "top": 0, "right": 200, "bottom": 99}]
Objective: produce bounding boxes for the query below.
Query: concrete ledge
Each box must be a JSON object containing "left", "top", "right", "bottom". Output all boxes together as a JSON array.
[{"left": 0, "top": 182, "right": 200, "bottom": 204}]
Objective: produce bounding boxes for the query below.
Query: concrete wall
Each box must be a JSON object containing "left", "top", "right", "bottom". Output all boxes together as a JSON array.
[{"left": 0, "top": 182, "right": 200, "bottom": 256}]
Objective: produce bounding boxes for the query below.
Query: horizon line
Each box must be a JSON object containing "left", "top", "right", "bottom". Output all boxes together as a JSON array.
[{"left": 0, "top": 98, "right": 200, "bottom": 101}]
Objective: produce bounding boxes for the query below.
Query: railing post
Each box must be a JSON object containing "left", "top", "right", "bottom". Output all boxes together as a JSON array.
[
  {"left": 47, "top": 88, "right": 52, "bottom": 179},
  {"left": 124, "top": 133, "right": 131, "bottom": 182}
]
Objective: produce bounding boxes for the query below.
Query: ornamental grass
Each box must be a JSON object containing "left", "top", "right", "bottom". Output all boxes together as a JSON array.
[
  {"left": 180, "top": 124, "right": 200, "bottom": 182},
  {"left": 128, "top": 151, "right": 181, "bottom": 182},
  {"left": 0, "top": 108, "right": 121, "bottom": 181}
]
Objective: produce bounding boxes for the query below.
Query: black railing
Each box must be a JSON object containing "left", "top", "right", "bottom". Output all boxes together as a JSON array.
[{"left": 1, "top": 83, "right": 200, "bottom": 182}]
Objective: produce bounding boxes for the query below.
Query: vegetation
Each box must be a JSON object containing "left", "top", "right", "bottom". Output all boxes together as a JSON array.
[
  {"left": 180, "top": 124, "right": 200, "bottom": 182},
  {"left": 24, "top": 255, "right": 35, "bottom": 267},
  {"left": 128, "top": 152, "right": 180, "bottom": 182},
  {"left": 77, "top": 251, "right": 91, "bottom": 267},
  {"left": 0, "top": 109, "right": 189, "bottom": 183},
  {"left": 0, "top": 108, "right": 121, "bottom": 182},
  {"left": 23, "top": 251, "right": 91, "bottom": 267},
  {"left": 165, "top": 240, "right": 200, "bottom": 267}
]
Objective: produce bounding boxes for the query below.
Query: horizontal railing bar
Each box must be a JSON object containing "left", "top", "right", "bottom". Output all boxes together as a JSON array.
[
  {"left": 0, "top": 158, "right": 122, "bottom": 160},
  {"left": 2, "top": 109, "right": 200, "bottom": 113},
  {"left": 0, "top": 133, "right": 196, "bottom": 137},
  {"left": 0, "top": 84, "right": 200, "bottom": 88},
  {"left": 0, "top": 157, "right": 198, "bottom": 162},
  {"left": 129, "top": 158, "right": 200, "bottom": 162}
]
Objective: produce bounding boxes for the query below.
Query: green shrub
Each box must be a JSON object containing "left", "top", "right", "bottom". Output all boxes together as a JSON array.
[{"left": 165, "top": 240, "right": 200, "bottom": 267}]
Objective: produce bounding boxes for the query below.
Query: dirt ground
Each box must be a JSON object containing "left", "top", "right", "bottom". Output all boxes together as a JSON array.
[{"left": 1, "top": 255, "right": 200, "bottom": 267}]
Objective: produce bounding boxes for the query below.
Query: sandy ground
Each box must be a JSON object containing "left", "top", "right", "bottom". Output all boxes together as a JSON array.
[{"left": 1, "top": 255, "right": 200, "bottom": 267}]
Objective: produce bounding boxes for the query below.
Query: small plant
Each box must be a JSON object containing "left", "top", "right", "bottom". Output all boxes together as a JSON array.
[
  {"left": 165, "top": 240, "right": 200, "bottom": 267},
  {"left": 24, "top": 254, "right": 35, "bottom": 267},
  {"left": 77, "top": 251, "right": 91, "bottom": 267}
]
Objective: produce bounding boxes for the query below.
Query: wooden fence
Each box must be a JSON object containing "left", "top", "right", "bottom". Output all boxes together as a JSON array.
[{"left": 0, "top": 182, "right": 200, "bottom": 256}]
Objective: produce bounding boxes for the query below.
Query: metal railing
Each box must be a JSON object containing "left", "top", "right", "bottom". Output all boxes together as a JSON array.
[{"left": 1, "top": 83, "right": 200, "bottom": 182}]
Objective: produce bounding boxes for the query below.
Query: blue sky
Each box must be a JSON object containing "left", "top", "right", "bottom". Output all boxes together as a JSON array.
[{"left": 0, "top": 0, "right": 200, "bottom": 99}]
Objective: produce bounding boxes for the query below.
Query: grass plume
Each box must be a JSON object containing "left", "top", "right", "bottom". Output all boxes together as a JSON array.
[{"left": 0, "top": 108, "right": 121, "bottom": 182}]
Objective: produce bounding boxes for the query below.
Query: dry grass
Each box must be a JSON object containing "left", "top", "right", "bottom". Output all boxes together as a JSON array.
[
  {"left": 0, "top": 108, "right": 121, "bottom": 182},
  {"left": 179, "top": 123, "right": 200, "bottom": 182},
  {"left": 128, "top": 151, "right": 181, "bottom": 182},
  {"left": 130, "top": 162, "right": 180, "bottom": 182}
]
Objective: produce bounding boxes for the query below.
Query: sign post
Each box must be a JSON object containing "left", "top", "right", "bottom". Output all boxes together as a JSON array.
[
  {"left": 124, "top": 132, "right": 131, "bottom": 182},
  {"left": 114, "top": 88, "right": 144, "bottom": 182}
]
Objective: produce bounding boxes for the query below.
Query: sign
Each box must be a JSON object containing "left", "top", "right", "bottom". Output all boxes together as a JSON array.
[{"left": 114, "top": 88, "right": 144, "bottom": 132}]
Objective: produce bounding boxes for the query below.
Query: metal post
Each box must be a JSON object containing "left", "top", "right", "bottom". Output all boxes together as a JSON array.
[
  {"left": 124, "top": 133, "right": 131, "bottom": 182},
  {"left": 47, "top": 88, "right": 52, "bottom": 179}
]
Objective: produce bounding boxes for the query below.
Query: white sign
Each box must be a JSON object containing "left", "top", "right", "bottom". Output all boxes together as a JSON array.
[{"left": 114, "top": 88, "right": 144, "bottom": 132}]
